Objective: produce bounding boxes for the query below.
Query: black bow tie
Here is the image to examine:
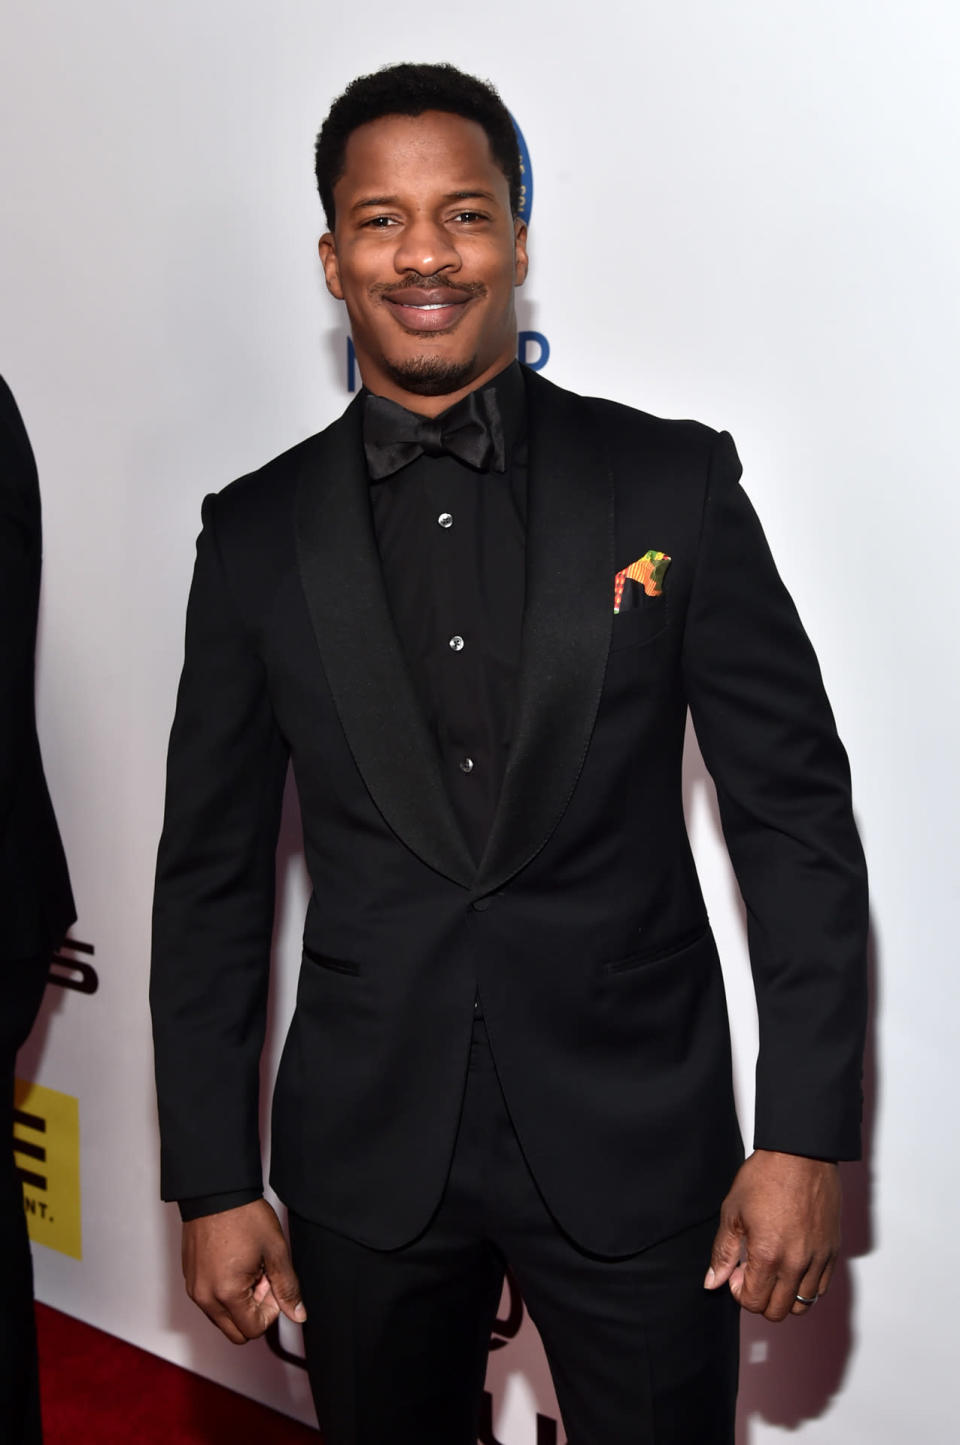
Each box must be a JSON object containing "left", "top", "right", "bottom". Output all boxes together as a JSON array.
[{"left": 363, "top": 385, "right": 506, "bottom": 481}]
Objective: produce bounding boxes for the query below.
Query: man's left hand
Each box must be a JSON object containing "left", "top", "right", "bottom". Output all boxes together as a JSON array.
[{"left": 704, "top": 1150, "right": 841, "bottom": 1321}]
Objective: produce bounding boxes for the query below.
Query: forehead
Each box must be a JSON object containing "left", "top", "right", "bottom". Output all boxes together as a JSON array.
[{"left": 336, "top": 110, "right": 506, "bottom": 202}]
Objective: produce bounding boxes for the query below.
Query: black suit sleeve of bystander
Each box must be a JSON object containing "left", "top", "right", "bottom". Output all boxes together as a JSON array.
[{"left": 0, "top": 377, "right": 39, "bottom": 837}]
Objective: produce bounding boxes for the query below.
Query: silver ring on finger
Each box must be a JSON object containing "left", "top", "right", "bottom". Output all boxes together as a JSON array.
[{"left": 794, "top": 1293, "right": 818, "bottom": 1306}]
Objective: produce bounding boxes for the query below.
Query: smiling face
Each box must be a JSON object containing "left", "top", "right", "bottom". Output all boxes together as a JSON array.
[{"left": 319, "top": 110, "right": 528, "bottom": 415}]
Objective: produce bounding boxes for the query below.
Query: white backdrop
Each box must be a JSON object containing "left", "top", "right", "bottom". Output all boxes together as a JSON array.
[{"left": 3, "top": 2, "right": 958, "bottom": 1440}]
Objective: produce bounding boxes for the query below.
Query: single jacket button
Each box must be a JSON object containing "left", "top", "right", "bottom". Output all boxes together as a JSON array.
[
  {"left": 472, "top": 897, "right": 492, "bottom": 911},
  {"left": 449, "top": 634, "right": 465, "bottom": 651},
  {"left": 438, "top": 512, "right": 453, "bottom": 528},
  {"left": 459, "top": 757, "right": 474, "bottom": 774}
]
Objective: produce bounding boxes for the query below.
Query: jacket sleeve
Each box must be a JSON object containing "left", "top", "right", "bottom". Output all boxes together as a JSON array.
[
  {"left": 681, "top": 432, "right": 868, "bottom": 1160},
  {"left": 150, "top": 492, "right": 289, "bottom": 1202}
]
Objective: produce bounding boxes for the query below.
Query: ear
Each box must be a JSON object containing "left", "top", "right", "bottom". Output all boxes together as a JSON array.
[
  {"left": 513, "top": 219, "right": 529, "bottom": 287},
  {"left": 318, "top": 233, "right": 344, "bottom": 300}
]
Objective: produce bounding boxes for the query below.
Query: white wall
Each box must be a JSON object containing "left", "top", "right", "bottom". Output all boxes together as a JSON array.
[{"left": 3, "top": 2, "right": 957, "bottom": 1440}]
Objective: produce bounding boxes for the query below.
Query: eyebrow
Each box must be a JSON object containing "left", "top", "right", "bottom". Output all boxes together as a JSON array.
[
  {"left": 443, "top": 190, "right": 499, "bottom": 205},
  {"left": 350, "top": 189, "right": 500, "bottom": 214}
]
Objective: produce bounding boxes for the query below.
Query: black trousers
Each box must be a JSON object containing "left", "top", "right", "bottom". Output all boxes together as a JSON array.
[
  {"left": 0, "top": 953, "right": 49, "bottom": 1445},
  {"left": 289, "top": 1014, "right": 739, "bottom": 1445}
]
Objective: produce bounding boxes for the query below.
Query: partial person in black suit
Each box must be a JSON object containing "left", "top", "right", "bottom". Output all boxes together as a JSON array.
[
  {"left": 151, "top": 64, "right": 867, "bottom": 1444},
  {"left": 1, "top": 377, "right": 76, "bottom": 1445}
]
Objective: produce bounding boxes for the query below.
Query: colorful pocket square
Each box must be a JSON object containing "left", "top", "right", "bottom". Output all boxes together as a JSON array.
[{"left": 613, "top": 551, "right": 671, "bottom": 613}]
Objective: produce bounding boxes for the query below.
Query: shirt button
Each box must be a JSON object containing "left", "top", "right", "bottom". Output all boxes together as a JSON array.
[
  {"left": 449, "top": 635, "right": 465, "bottom": 651},
  {"left": 459, "top": 757, "right": 474, "bottom": 774},
  {"left": 438, "top": 512, "right": 453, "bottom": 528},
  {"left": 472, "top": 898, "right": 492, "bottom": 912}
]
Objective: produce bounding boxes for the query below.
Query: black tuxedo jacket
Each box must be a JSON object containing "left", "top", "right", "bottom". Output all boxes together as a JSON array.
[
  {"left": 151, "top": 367, "right": 867, "bottom": 1256},
  {"left": 0, "top": 378, "right": 75, "bottom": 964}
]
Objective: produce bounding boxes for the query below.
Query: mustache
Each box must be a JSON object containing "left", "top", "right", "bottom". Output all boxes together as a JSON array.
[{"left": 372, "top": 273, "right": 487, "bottom": 299}]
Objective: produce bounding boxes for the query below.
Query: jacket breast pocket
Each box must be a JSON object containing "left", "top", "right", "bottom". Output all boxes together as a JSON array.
[{"left": 608, "top": 600, "right": 669, "bottom": 653}]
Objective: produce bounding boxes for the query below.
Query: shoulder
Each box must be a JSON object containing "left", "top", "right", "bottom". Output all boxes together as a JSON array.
[
  {"left": 209, "top": 429, "right": 325, "bottom": 530},
  {"left": 204, "top": 396, "right": 361, "bottom": 545},
  {"left": 524, "top": 367, "right": 722, "bottom": 475}
]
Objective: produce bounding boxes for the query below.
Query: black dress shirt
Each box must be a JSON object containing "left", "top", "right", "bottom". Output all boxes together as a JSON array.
[
  {"left": 366, "top": 361, "right": 527, "bottom": 865},
  {"left": 179, "top": 362, "right": 528, "bottom": 1221}
]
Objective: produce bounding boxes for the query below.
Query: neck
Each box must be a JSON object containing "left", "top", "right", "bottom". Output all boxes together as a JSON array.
[{"left": 357, "top": 346, "right": 519, "bottom": 418}]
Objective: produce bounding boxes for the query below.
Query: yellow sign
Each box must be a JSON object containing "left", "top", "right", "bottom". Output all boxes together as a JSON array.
[{"left": 14, "top": 1079, "right": 82, "bottom": 1260}]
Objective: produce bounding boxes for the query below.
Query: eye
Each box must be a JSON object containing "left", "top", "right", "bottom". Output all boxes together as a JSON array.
[
  {"left": 451, "top": 210, "right": 488, "bottom": 225},
  {"left": 362, "top": 215, "right": 397, "bottom": 229}
]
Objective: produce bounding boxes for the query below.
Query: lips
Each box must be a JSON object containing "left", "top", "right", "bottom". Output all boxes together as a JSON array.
[{"left": 382, "top": 287, "right": 474, "bottom": 333}]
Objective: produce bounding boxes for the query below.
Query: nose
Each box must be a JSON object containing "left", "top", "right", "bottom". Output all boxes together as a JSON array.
[{"left": 392, "top": 213, "right": 460, "bottom": 276}]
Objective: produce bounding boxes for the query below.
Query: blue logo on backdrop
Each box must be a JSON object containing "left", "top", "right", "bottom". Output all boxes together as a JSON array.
[
  {"left": 345, "top": 113, "right": 549, "bottom": 391},
  {"left": 511, "top": 113, "right": 533, "bottom": 226},
  {"left": 509, "top": 113, "right": 551, "bottom": 378}
]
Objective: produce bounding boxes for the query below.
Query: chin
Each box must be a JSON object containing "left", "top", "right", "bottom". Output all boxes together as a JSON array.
[{"left": 382, "top": 353, "right": 479, "bottom": 398}]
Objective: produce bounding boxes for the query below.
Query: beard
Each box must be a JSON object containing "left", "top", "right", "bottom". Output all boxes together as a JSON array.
[{"left": 379, "top": 352, "right": 479, "bottom": 397}]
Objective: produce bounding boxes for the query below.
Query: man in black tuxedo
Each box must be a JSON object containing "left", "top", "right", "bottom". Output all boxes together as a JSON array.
[
  {"left": 151, "top": 63, "right": 867, "bottom": 1444},
  {"left": 1, "top": 377, "right": 76, "bottom": 1445}
]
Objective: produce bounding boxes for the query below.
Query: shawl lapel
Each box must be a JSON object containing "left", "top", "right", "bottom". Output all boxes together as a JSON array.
[
  {"left": 474, "top": 369, "right": 614, "bottom": 896},
  {"left": 295, "top": 396, "right": 477, "bottom": 888}
]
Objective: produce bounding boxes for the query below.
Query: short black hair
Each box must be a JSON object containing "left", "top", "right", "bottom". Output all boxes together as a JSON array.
[{"left": 315, "top": 62, "right": 521, "bottom": 228}]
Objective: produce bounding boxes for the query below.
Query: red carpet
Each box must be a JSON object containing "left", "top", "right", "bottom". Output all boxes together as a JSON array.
[{"left": 35, "top": 1303, "right": 319, "bottom": 1443}]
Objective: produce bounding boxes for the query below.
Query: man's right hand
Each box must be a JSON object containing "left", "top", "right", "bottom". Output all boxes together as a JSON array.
[{"left": 182, "top": 1198, "right": 306, "bottom": 1344}]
